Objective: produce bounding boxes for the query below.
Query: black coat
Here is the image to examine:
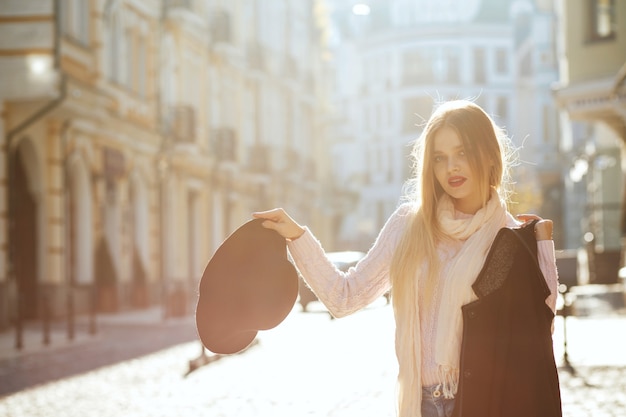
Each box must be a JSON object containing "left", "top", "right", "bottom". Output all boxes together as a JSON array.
[{"left": 452, "top": 221, "right": 562, "bottom": 417}]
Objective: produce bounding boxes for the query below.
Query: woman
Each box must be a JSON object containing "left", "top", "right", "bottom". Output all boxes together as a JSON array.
[{"left": 254, "top": 100, "right": 560, "bottom": 417}]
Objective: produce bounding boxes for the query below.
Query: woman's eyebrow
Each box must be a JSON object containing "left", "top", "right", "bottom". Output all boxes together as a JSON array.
[{"left": 433, "top": 145, "right": 464, "bottom": 154}]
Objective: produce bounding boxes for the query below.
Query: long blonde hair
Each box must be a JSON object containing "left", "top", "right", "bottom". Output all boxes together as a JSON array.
[{"left": 390, "top": 100, "right": 513, "bottom": 309}]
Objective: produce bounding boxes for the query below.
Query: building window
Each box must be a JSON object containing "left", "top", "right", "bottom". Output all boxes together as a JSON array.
[
  {"left": 432, "top": 48, "right": 461, "bottom": 84},
  {"left": 127, "top": 30, "right": 147, "bottom": 95},
  {"left": 105, "top": 10, "right": 123, "bottom": 84},
  {"left": 402, "top": 49, "right": 434, "bottom": 85},
  {"left": 447, "top": 51, "right": 460, "bottom": 84},
  {"left": 124, "top": 28, "right": 134, "bottom": 89},
  {"left": 473, "top": 47, "right": 486, "bottom": 84},
  {"left": 589, "top": 0, "right": 616, "bottom": 41},
  {"left": 519, "top": 49, "right": 532, "bottom": 77},
  {"left": 61, "top": 0, "right": 90, "bottom": 46},
  {"left": 136, "top": 37, "right": 147, "bottom": 97},
  {"left": 495, "top": 48, "right": 508, "bottom": 75}
]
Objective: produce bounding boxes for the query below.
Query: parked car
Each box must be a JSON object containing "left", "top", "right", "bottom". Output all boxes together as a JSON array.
[{"left": 298, "top": 250, "right": 382, "bottom": 314}]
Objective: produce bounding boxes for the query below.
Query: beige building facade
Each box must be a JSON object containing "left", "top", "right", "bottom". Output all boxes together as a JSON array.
[
  {"left": 554, "top": 0, "right": 626, "bottom": 282},
  {"left": 0, "top": 0, "right": 335, "bottom": 332}
]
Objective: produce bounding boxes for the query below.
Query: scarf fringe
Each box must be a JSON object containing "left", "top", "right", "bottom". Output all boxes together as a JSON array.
[{"left": 437, "top": 364, "right": 459, "bottom": 399}]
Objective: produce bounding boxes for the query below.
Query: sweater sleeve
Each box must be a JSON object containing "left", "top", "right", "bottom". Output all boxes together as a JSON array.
[
  {"left": 287, "top": 203, "right": 412, "bottom": 318},
  {"left": 505, "top": 215, "right": 559, "bottom": 314},
  {"left": 537, "top": 239, "right": 559, "bottom": 314}
]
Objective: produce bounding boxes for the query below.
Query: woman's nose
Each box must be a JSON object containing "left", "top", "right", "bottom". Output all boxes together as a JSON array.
[{"left": 448, "top": 157, "right": 459, "bottom": 172}]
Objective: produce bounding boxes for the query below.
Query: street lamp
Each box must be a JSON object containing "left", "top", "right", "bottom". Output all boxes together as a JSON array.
[
  {"left": 28, "top": 55, "right": 50, "bottom": 76},
  {"left": 157, "top": 153, "right": 169, "bottom": 321},
  {"left": 27, "top": 54, "right": 56, "bottom": 87}
]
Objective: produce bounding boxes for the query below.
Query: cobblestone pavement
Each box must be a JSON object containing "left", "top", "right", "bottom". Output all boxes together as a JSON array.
[
  {"left": 0, "top": 301, "right": 625, "bottom": 416},
  {"left": 0, "top": 313, "right": 198, "bottom": 397},
  {"left": 552, "top": 313, "right": 626, "bottom": 417}
]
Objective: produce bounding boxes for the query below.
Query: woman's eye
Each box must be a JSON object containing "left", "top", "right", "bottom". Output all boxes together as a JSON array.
[{"left": 434, "top": 156, "right": 443, "bottom": 163}]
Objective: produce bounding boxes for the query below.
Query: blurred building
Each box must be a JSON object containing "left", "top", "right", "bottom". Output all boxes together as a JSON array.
[
  {"left": 554, "top": 0, "right": 625, "bottom": 284},
  {"left": 0, "top": 0, "right": 333, "bottom": 331},
  {"left": 323, "top": 0, "right": 562, "bottom": 250}
]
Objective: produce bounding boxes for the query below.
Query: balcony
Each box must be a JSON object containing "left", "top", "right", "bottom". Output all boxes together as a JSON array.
[
  {"left": 163, "top": 0, "right": 197, "bottom": 23},
  {"left": 168, "top": 105, "right": 196, "bottom": 143},
  {"left": 248, "top": 144, "right": 270, "bottom": 173},
  {"left": 210, "top": 128, "right": 237, "bottom": 162},
  {"left": 210, "top": 10, "right": 232, "bottom": 44},
  {"left": 554, "top": 78, "right": 626, "bottom": 135}
]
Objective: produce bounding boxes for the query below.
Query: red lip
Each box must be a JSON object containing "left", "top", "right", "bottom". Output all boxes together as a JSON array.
[{"left": 448, "top": 176, "right": 466, "bottom": 187}]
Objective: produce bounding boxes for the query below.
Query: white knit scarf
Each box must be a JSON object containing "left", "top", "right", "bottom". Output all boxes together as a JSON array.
[
  {"left": 433, "top": 190, "right": 507, "bottom": 398},
  {"left": 395, "top": 190, "right": 507, "bottom": 417}
]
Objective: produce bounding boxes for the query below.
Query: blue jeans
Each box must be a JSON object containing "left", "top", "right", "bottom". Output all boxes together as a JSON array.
[{"left": 421, "top": 385, "right": 455, "bottom": 417}]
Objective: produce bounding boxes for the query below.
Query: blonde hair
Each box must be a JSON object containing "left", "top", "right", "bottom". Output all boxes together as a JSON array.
[{"left": 390, "top": 100, "right": 514, "bottom": 309}]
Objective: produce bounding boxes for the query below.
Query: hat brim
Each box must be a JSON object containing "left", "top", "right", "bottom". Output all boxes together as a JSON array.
[{"left": 195, "top": 219, "right": 298, "bottom": 354}]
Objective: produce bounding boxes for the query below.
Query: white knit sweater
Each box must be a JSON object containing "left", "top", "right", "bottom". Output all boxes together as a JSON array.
[{"left": 287, "top": 203, "right": 559, "bottom": 388}]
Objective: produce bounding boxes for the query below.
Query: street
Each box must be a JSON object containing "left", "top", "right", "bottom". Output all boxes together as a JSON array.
[{"left": 0, "top": 300, "right": 625, "bottom": 416}]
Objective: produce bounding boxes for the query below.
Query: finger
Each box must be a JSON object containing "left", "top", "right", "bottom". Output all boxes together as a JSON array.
[
  {"left": 252, "top": 209, "right": 275, "bottom": 218},
  {"left": 516, "top": 213, "right": 539, "bottom": 219},
  {"left": 516, "top": 214, "right": 541, "bottom": 223},
  {"left": 252, "top": 212, "right": 271, "bottom": 221},
  {"left": 259, "top": 220, "right": 279, "bottom": 231},
  {"left": 252, "top": 209, "right": 283, "bottom": 221}
]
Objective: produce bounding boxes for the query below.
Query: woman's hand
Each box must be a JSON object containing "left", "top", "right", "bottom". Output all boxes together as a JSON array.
[
  {"left": 516, "top": 214, "right": 553, "bottom": 241},
  {"left": 253, "top": 208, "right": 305, "bottom": 241}
]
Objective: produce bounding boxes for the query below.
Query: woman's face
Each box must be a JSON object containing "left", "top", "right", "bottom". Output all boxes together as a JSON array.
[{"left": 432, "top": 126, "right": 484, "bottom": 214}]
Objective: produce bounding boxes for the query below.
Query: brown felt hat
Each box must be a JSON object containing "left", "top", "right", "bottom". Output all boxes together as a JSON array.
[{"left": 195, "top": 218, "right": 299, "bottom": 354}]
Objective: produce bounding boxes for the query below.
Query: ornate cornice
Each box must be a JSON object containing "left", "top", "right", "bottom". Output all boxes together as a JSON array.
[{"left": 554, "top": 77, "right": 626, "bottom": 138}]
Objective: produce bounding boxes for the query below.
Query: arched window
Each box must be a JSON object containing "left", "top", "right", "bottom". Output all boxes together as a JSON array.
[
  {"left": 124, "top": 26, "right": 133, "bottom": 89},
  {"left": 589, "top": 0, "right": 616, "bottom": 41},
  {"left": 104, "top": 3, "right": 123, "bottom": 84},
  {"left": 61, "top": 0, "right": 90, "bottom": 46},
  {"left": 137, "top": 36, "right": 147, "bottom": 97},
  {"left": 161, "top": 35, "right": 177, "bottom": 131}
]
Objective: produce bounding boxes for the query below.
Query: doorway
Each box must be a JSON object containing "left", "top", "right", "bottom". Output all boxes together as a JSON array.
[{"left": 13, "top": 146, "right": 39, "bottom": 320}]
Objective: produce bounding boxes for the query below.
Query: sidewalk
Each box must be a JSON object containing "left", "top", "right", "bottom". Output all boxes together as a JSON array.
[
  {"left": 0, "top": 306, "right": 198, "bottom": 398},
  {"left": 0, "top": 306, "right": 194, "bottom": 361}
]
